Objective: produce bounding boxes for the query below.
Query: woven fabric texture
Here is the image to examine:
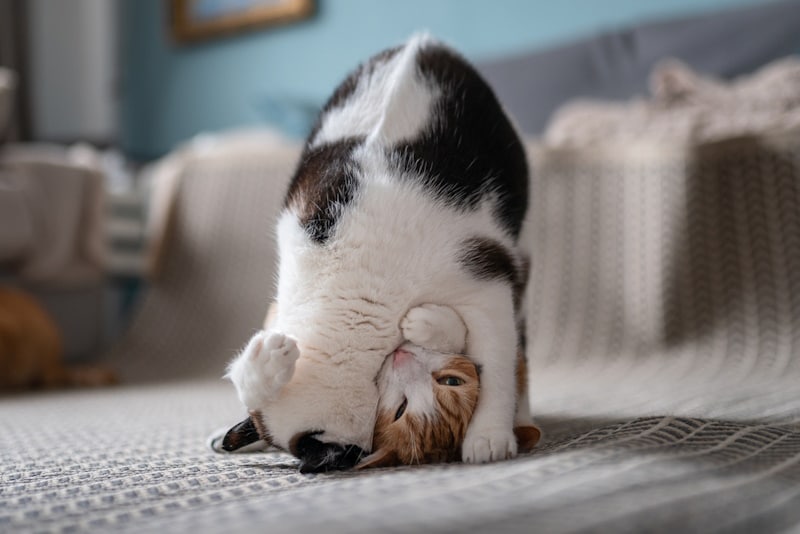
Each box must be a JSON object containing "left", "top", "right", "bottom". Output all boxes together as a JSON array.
[{"left": 2, "top": 129, "right": 800, "bottom": 533}]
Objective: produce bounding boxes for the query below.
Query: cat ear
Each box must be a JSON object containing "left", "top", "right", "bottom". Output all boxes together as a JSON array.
[
  {"left": 355, "top": 448, "right": 400, "bottom": 470},
  {"left": 514, "top": 424, "right": 542, "bottom": 453}
]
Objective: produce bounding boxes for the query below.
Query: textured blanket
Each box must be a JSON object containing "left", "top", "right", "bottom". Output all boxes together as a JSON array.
[{"left": 3, "top": 91, "right": 800, "bottom": 532}]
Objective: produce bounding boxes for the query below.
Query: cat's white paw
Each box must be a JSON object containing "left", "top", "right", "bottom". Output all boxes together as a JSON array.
[
  {"left": 227, "top": 331, "right": 299, "bottom": 409},
  {"left": 401, "top": 303, "right": 467, "bottom": 354},
  {"left": 462, "top": 426, "right": 518, "bottom": 463}
]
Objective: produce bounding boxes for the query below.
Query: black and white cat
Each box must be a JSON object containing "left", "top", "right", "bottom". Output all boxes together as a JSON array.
[{"left": 226, "top": 34, "right": 530, "bottom": 470}]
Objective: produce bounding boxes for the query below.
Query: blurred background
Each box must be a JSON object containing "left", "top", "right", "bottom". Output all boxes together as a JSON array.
[
  {"left": 1, "top": 0, "right": 799, "bottom": 371},
  {"left": 3, "top": 0, "right": 798, "bottom": 157}
]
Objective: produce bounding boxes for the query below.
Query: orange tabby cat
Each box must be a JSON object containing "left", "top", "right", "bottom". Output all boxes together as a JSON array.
[
  {"left": 357, "top": 343, "right": 539, "bottom": 469},
  {"left": 0, "top": 286, "right": 117, "bottom": 390}
]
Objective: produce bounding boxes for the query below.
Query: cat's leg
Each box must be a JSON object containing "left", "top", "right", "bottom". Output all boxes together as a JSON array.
[
  {"left": 401, "top": 303, "right": 467, "bottom": 354},
  {"left": 513, "top": 398, "right": 541, "bottom": 453},
  {"left": 513, "top": 350, "right": 534, "bottom": 427},
  {"left": 457, "top": 288, "right": 519, "bottom": 463},
  {"left": 513, "top": 355, "right": 542, "bottom": 453},
  {"left": 515, "top": 384, "right": 533, "bottom": 427},
  {"left": 226, "top": 330, "right": 299, "bottom": 411}
]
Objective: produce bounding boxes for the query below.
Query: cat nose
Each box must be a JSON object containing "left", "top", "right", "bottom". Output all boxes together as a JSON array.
[
  {"left": 289, "top": 431, "right": 365, "bottom": 473},
  {"left": 393, "top": 348, "right": 413, "bottom": 368}
]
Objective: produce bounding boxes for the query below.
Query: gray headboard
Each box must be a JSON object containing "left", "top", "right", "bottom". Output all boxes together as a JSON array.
[{"left": 476, "top": 0, "right": 800, "bottom": 135}]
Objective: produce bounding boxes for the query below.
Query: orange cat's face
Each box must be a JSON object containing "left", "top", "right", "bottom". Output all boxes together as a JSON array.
[{"left": 358, "top": 343, "right": 480, "bottom": 468}]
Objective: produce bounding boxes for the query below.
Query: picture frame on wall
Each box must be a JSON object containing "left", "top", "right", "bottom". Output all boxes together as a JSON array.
[{"left": 171, "top": 0, "right": 315, "bottom": 43}]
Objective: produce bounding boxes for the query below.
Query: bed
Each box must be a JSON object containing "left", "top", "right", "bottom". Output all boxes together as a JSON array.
[{"left": 3, "top": 2, "right": 800, "bottom": 531}]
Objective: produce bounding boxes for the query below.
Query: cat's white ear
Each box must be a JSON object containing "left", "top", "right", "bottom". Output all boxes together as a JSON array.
[
  {"left": 514, "top": 424, "right": 542, "bottom": 453},
  {"left": 355, "top": 448, "right": 399, "bottom": 470}
]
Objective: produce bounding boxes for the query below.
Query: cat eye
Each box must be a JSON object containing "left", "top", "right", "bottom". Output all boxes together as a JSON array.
[
  {"left": 394, "top": 398, "right": 408, "bottom": 421},
  {"left": 437, "top": 376, "right": 464, "bottom": 386}
]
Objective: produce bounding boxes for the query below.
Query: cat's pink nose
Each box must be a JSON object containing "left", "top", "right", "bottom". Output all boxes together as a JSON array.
[{"left": 393, "top": 348, "right": 413, "bottom": 368}]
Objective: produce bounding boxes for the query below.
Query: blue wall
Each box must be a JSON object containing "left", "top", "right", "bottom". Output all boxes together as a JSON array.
[{"left": 119, "top": 0, "right": 771, "bottom": 160}]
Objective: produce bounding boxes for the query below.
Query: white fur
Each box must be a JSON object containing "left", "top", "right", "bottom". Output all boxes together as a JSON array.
[
  {"left": 312, "top": 35, "right": 438, "bottom": 148},
  {"left": 401, "top": 303, "right": 467, "bottom": 354},
  {"left": 228, "top": 35, "right": 522, "bottom": 461},
  {"left": 225, "top": 331, "right": 299, "bottom": 409}
]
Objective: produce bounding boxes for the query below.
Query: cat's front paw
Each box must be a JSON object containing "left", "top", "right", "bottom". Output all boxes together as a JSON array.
[
  {"left": 401, "top": 303, "right": 467, "bottom": 354},
  {"left": 462, "top": 426, "right": 517, "bottom": 463},
  {"left": 227, "top": 331, "right": 299, "bottom": 409}
]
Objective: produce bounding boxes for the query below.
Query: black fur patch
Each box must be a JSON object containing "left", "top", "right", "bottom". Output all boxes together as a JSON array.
[
  {"left": 460, "top": 237, "right": 516, "bottom": 283},
  {"left": 284, "top": 137, "right": 363, "bottom": 244},
  {"left": 289, "top": 431, "right": 365, "bottom": 473},
  {"left": 391, "top": 45, "right": 529, "bottom": 239},
  {"left": 221, "top": 417, "right": 261, "bottom": 452},
  {"left": 459, "top": 236, "right": 528, "bottom": 311}
]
